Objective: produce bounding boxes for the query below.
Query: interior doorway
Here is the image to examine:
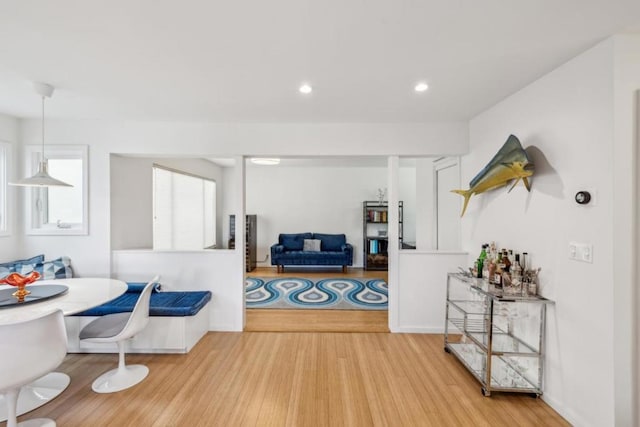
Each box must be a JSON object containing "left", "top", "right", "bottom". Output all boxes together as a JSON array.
[{"left": 242, "top": 156, "right": 394, "bottom": 332}]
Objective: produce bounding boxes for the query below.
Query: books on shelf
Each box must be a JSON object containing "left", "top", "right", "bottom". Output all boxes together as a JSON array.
[
  {"left": 368, "top": 239, "right": 388, "bottom": 255},
  {"left": 366, "top": 210, "right": 388, "bottom": 223}
]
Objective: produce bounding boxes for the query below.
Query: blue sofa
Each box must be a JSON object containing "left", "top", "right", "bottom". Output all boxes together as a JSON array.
[{"left": 270, "top": 233, "right": 353, "bottom": 273}]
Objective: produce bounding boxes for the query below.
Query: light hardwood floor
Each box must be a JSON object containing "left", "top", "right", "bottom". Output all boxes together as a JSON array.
[
  {"left": 25, "top": 332, "right": 569, "bottom": 426},
  {"left": 245, "top": 267, "right": 389, "bottom": 332}
]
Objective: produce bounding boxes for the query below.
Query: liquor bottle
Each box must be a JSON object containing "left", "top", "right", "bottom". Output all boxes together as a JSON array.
[
  {"left": 475, "top": 258, "right": 483, "bottom": 278},
  {"left": 494, "top": 252, "right": 504, "bottom": 286},
  {"left": 488, "top": 257, "right": 496, "bottom": 285},
  {"left": 489, "top": 242, "right": 497, "bottom": 261},
  {"left": 512, "top": 253, "right": 523, "bottom": 290},
  {"left": 501, "top": 250, "right": 511, "bottom": 273},
  {"left": 477, "top": 244, "right": 487, "bottom": 278},
  {"left": 479, "top": 244, "right": 487, "bottom": 263},
  {"left": 508, "top": 249, "right": 514, "bottom": 265}
]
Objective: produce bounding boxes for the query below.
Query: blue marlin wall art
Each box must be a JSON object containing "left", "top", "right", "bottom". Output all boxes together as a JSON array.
[{"left": 452, "top": 134, "right": 534, "bottom": 216}]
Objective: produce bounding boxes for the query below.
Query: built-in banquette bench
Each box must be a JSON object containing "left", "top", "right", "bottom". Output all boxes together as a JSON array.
[{"left": 65, "top": 281, "right": 212, "bottom": 354}]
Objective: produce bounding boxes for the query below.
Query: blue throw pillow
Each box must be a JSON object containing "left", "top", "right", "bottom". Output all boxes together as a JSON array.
[
  {"left": 314, "top": 233, "right": 346, "bottom": 251},
  {"left": 280, "top": 233, "right": 312, "bottom": 251},
  {"left": 0, "top": 265, "right": 13, "bottom": 280},
  {"left": 0, "top": 254, "right": 45, "bottom": 269}
]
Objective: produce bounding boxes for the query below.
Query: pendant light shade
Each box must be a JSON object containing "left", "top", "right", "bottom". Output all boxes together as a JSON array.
[
  {"left": 11, "top": 161, "right": 72, "bottom": 187},
  {"left": 10, "top": 83, "right": 72, "bottom": 187}
]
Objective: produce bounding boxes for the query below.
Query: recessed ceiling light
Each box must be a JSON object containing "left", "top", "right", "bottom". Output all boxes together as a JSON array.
[
  {"left": 299, "top": 83, "right": 312, "bottom": 94},
  {"left": 250, "top": 158, "right": 281, "bottom": 165},
  {"left": 414, "top": 82, "right": 429, "bottom": 93}
]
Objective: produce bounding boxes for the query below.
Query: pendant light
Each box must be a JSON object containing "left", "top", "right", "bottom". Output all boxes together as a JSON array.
[{"left": 10, "top": 83, "right": 72, "bottom": 187}]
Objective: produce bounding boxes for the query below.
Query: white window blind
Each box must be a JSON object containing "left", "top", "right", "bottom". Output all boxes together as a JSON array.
[{"left": 153, "top": 166, "right": 216, "bottom": 250}]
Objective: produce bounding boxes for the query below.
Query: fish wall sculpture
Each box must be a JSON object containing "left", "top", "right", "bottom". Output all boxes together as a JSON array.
[{"left": 452, "top": 134, "right": 534, "bottom": 216}]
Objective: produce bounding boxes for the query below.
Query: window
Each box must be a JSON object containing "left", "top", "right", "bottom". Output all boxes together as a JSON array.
[
  {"left": 152, "top": 165, "right": 216, "bottom": 250},
  {"left": 0, "top": 142, "right": 9, "bottom": 236},
  {"left": 26, "top": 145, "right": 88, "bottom": 235}
]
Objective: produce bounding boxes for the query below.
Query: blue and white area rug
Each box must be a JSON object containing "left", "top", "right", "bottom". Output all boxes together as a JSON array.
[{"left": 245, "top": 277, "right": 388, "bottom": 310}]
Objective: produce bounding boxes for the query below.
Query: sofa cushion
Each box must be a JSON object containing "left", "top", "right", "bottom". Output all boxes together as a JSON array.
[
  {"left": 303, "top": 239, "right": 322, "bottom": 252},
  {"left": 314, "top": 233, "right": 346, "bottom": 251},
  {"left": 279, "top": 233, "right": 313, "bottom": 251}
]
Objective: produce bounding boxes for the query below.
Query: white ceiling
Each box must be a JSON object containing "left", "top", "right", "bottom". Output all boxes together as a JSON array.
[
  {"left": 1, "top": 1, "right": 639, "bottom": 122},
  {"left": 207, "top": 157, "right": 419, "bottom": 168}
]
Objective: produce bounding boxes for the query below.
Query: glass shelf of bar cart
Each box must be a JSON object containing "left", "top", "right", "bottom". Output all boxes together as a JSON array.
[{"left": 444, "top": 272, "right": 553, "bottom": 397}]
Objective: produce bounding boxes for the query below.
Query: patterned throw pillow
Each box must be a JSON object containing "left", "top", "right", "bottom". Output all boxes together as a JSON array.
[
  {"left": 16, "top": 256, "right": 74, "bottom": 280},
  {"left": 0, "top": 265, "right": 14, "bottom": 280},
  {"left": 0, "top": 255, "right": 46, "bottom": 279},
  {"left": 0, "top": 254, "right": 45, "bottom": 269}
]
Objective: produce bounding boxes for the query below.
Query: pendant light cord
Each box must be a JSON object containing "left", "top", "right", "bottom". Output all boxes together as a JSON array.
[{"left": 41, "top": 95, "right": 45, "bottom": 162}]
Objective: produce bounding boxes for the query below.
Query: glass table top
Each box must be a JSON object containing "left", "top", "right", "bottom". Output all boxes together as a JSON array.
[{"left": 0, "top": 285, "right": 69, "bottom": 308}]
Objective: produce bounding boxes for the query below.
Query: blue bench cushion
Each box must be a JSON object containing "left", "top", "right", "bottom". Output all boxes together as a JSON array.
[
  {"left": 126, "top": 281, "right": 162, "bottom": 293},
  {"left": 74, "top": 290, "right": 212, "bottom": 317}
]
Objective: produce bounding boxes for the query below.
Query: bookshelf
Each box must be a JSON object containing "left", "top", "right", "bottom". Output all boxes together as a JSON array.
[{"left": 362, "top": 201, "right": 403, "bottom": 270}]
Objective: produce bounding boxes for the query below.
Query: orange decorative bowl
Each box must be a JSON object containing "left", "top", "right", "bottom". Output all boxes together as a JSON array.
[
  {"left": 0, "top": 272, "right": 41, "bottom": 300},
  {"left": 0, "top": 271, "right": 41, "bottom": 287}
]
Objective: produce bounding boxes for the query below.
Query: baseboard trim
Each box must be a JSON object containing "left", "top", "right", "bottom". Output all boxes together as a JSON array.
[{"left": 391, "top": 326, "right": 444, "bottom": 334}]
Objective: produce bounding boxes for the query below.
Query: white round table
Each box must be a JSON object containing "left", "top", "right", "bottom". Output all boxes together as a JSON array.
[{"left": 0, "top": 278, "right": 128, "bottom": 420}]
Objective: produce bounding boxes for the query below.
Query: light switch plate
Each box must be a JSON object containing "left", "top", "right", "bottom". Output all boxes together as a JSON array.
[{"left": 569, "top": 242, "right": 593, "bottom": 263}]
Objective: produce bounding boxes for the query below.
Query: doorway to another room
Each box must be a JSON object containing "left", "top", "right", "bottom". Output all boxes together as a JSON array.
[{"left": 241, "top": 157, "right": 401, "bottom": 332}]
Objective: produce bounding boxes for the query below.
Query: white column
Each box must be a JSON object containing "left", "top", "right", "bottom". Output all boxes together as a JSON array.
[{"left": 387, "top": 156, "right": 400, "bottom": 332}]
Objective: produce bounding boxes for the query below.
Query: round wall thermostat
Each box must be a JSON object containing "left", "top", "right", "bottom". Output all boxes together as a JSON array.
[{"left": 575, "top": 191, "right": 591, "bottom": 205}]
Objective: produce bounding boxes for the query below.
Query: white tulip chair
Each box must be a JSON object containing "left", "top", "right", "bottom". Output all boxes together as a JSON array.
[
  {"left": 79, "top": 276, "right": 158, "bottom": 393},
  {"left": 0, "top": 309, "right": 67, "bottom": 427}
]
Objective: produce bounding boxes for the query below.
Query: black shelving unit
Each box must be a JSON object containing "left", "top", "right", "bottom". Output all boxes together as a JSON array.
[
  {"left": 229, "top": 215, "right": 257, "bottom": 272},
  {"left": 362, "top": 201, "right": 403, "bottom": 270}
]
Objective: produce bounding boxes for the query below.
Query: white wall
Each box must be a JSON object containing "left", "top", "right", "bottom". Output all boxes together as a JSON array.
[
  {"left": 399, "top": 165, "right": 417, "bottom": 245},
  {"left": 110, "top": 155, "right": 226, "bottom": 250},
  {"left": 110, "top": 156, "right": 153, "bottom": 250},
  {"left": 394, "top": 251, "right": 468, "bottom": 332},
  {"left": 245, "top": 165, "right": 392, "bottom": 267},
  {"left": 0, "top": 113, "right": 20, "bottom": 262},
  {"left": 111, "top": 249, "right": 243, "bottom": 331},
  {"left": 415, "top": 158, "right": 436, "bottom": 250},
  {"left": 612, "top": 33, "right": 640, "bottom": 427},
  {"left": 463, "top": 39, "right": 619, "bottom": 426}
]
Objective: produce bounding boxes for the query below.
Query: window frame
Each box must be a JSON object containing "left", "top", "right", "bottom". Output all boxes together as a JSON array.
[{"left": 25, "top": 144, "right": 89, "bottom": 236}]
